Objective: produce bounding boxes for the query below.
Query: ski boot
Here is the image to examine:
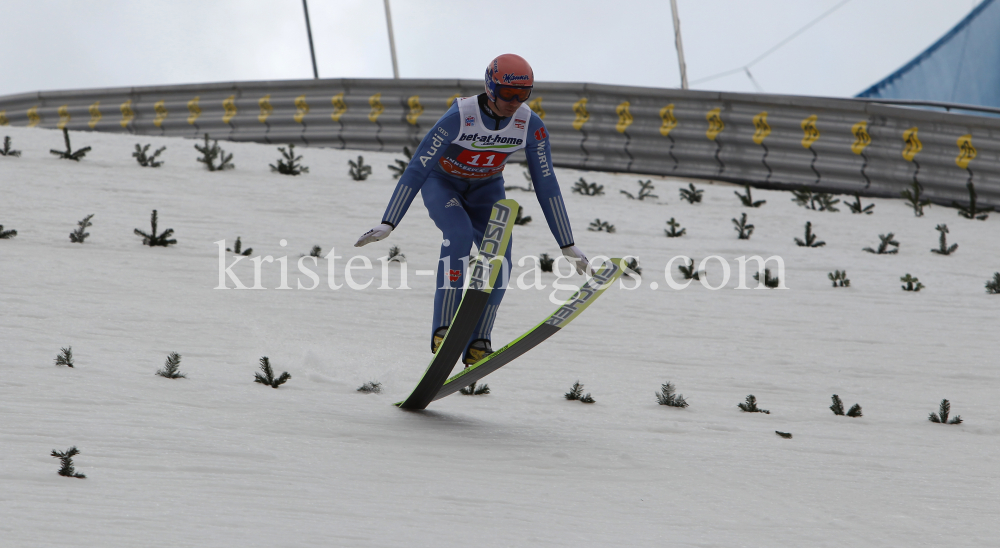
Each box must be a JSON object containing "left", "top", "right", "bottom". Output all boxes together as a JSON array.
[
  {"left": 463, "top": 339, "right": 493, "bottom": 367},
  {"left": 431, "top": 326, "right": 448, "bottom": 353}
]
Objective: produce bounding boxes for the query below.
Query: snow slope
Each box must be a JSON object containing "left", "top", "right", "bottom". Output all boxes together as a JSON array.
[{"left": 1, "top": 126, "right": 998, "bottom": 547}]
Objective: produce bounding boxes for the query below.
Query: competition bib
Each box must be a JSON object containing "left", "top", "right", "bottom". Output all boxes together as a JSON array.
[{"left": 438, "top": 96, "right": 531, "bottom": 179}]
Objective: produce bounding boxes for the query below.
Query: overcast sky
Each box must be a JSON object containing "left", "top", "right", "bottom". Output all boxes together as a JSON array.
[{"left": 0, "top": 0, "right": 981, "bottom": 99}]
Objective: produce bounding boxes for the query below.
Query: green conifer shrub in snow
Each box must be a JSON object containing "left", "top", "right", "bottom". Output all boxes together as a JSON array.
[
  {"left": 133, "top": 143, "right": 166, "bottom": 167},
  {"left": 656, "top": 382, "right": 689, "bottom": 408},
  {"left": 952, "top": 181, "right": 993, "bottom": 221},
  {"left": 795, "top": 221, "right": 825, "bottom": 247},
  {"left": 930, "top": 224, "right": 958, "bottom": 255},
  {"left": 387, "top": 146, "right": 412, "bottom": 179},
  {"left": 738, "top": 394, "right": 769, "bottom": 414},
  {"left": 679, "top": 183, "right": 703, "bottom": 204},
  {"left": 621, "top": 180, "right": 658, "bottom": 201},
  {"left": 69, "top": 214, "right": 94, "bottom": 243},
  {"left": 226, "top": 237, "right": 252, "bottom": 256},
  {"left": 55, "top": 347, "right": 74, "bottom": 367},
  {"left": 156, "top": 352, "right": 186, "bottom": 379},
  {"left": 348, "top": 156, "right": 372, "bottom": 180},
  {"left": 900, "top": 180, "right": 931, "bottom": 217},
  {"left": 863, "top": 233, "right": 899, "bottom": 254},
  {"left": 845, "top": 193, "right": 874, "bottom": 214},
  {"left": 270, "top": 144, "right": 309, "bottom": 175},
  {"left": 664, "top": 217, "right": 686, "bottom": 238},
  {"left": 928, "top": 399, "right": 962, "bottom": 424},
  {"left": 732, "top": 212, "right": 754, "bottom": 240},
  {"left": 0, "top": 224, "right": 18, "bottom": 239},
  {"left": 357, "top": 381, "right": 383, "bottom": 394},
  {"left": 900, "top": 274, "right": 924, "bottom": 292},
  {"left": 51, "top": 446, "right": 86, "bottom": 478},
  {"left": 254, "top": 357, "right": 291, "bottom": 388},
  {"left": 539, "top": 253, "right": 554, "bottom": 273},
  {"left": 195, "top": 134, "right": 234, "bottom": 171},
  {"left": 734, "top": 184, "right": 765, "bottom": 207},
  {"left": 588, "top": 219, "right": 615, "bottom": 233},
  {"left": 753, "top": 269, "right": 780, "bottom": 288},
  {"left": 1, "top": 135, "right": 21, "bottom": 157},
  {"left": 134, "top": 210, "right": 176, "bottom": 247},
  {"left": 459, "top": 383, "right": 490, "bottom": 395},
  {"left": 986, "top": 273, "right": 1000, "bottom": 294},
  {"left": 571, "top": 178, "right": 604, "bottom": 196},
  {"left": 49, "top": 128, "right": 91, "bottom": 161},
  {"left": 828, "top": 270, "right": 850, "bottom": 287}
]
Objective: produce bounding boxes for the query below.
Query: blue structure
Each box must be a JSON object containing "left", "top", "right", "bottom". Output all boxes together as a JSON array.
[{"left": 858, "top": 0, "right": 1000, "bottom": 108}]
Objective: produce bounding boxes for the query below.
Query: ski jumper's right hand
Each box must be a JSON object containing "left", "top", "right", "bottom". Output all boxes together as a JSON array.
[{"left": 355, "top": 223, "right": 393, "bottom": 247}]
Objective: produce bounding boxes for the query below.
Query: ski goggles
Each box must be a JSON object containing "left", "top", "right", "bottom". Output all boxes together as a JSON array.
[{"left": 495, "top": 84, "right": 532, "bottom": 103}]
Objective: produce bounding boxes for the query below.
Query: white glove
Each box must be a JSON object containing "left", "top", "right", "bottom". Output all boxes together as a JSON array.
[
  {"left": 561, "top": 245, "right": 593, "bottom": 276},
  {"left": 355, "top": 223, "right": 393, "bottom": 247}
]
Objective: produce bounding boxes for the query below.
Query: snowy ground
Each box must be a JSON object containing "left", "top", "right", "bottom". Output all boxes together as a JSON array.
[{"left": 1, "top": 126, "right": 998, "bottom": 547}]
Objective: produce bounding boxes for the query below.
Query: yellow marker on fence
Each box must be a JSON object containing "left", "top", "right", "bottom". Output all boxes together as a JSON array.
[
  {"left": 615, "top": 101, "right": 633, "bottom": 133},
  {"left": 406, "top": 95, "right": 424, "bottom": 125},
  {"left": 368, "top": 93, "right": 384, "bottom": 123},
  {"left": 752, "top": 111, "right": 770, "bottom": 144},
  {"left": 659, "top": 104, "right": 677, "bottom": 137},
  {"left": 258, "top": 95, "right": 272, "bottom": 124},
  {"left": 57, "top": 105, "right": 71, "bottom": 130},
  {"left": 187, "top": 97, "right": 201, "bottom": 125},
  {"left": 27, "top": 106, "right": 40, "bottom": 127},
  {"left": 447, "top": 94, "right": 461, "bottom": 108},
  {"left": 0, "top": 111, "right": 7, "bottom": 126},
  {"left": 120, "top": 100, "right": 135, "bottom": 128},
  {"left": 851, "top": 121, "right": 871, "bottom": 154},
  {"left": 89, "top": 102, "right": 102, "bottom": 128},
  {"left": 902, "top": 127, "right": 921, "bottom": 161},
  {"left": 572, "top": 98, "right": 590, "bottom": 131},
  {"left": 331, "top": 93, "right": 347, "bottom": 122},
  {"left": 801, "top": 115, "right": 819, "bottom": 149},
  {"left": 705, "top": 108, "right": 724, "bottom": 140},
  {"left": 529, "top": 97, "right": 545, "bottom": 120},
  {"left": 153, "top": 101, "right": 168, "bottom": 128},
  {"left": 956, "top": 134, "right": 976, "bottom": 169},
  {"left": 222, "top": 95, "right": 237, "bottom": 124},
  {"left": 294, "top": 95, "right": 310, "bottom": 124}
]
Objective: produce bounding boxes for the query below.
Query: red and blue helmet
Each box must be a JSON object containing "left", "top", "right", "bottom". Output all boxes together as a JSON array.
[{"left": 485, "top": 54, "right": 534, "bottom": 103}]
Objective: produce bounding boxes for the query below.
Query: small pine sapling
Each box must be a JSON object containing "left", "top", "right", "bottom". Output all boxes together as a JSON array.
[
  {"left": 357, "top": 381, "right": 383, "bottom": 394},
  {"left": 388, "top": 245, "right": 405, "bottom": 262},
  {"left": 732, "top": 212, "right": 754, "bottom": 239},
  {"left": 656, "top": 382, "right": 689, "bottom": 408},
  {"left": 134, "top": 210, "right": 177, "bottom": 247},
  {"left": 156, "top": 352, "right": 186, "bottom": 379},
  {"left": 830, "top": 394, "right": 845, "bottom": 415},
  {"left": 846, "top": 404, "right": 863, "bottom": 418},
  {"left": 928, "top": 399, "right": 962, "bottom": 424},
  {"left": 309, "top": 245, "right": 322, "bottom": 258},
  {"left": 775, "top": 431, "right": 793, "bottom": 439},
  {"left": 678, "top": 258, "right": 702, "bottom": 280},
  {"left": 621, "top": 180, "right": 658, "bottom": 201},
  {"left": 952, "top": 181, "right": 993, "bottom": 220},
  {"left": 901, "top": 180, "right": 931, "bottom": 217},
  {"left": 572, "top": 177, "right": 604, "bottom": 196},
  {"left": 579, "top": 393, "right": 596, "bottom": 404},
  {"left": 588, "top": 219, "right": 616, "bottom": 233},
  {"left": 792, "top": 188, "right": 839, "bottom": 211},
  {"left": 664, "top": 217, "right": 686, "bottom": 238},
  {"left": 254, "top": 356, "right": 291, "bottom": 388},
  {"left": 270, "top": 144, "right": 309, "bottom": 175},
  {"left": 679, "top": 183, "right": 703, "bottom": 204},
  {"left": 863, "top": 233, "right": 899, "bottom": 254},
  {"left": 900, "top": 273, "right": 924, "bottom": 292},
  {"left": 514, "top": 208, "right": 532, "bottom": 225},
  {"left": 1, "top": 136, "right": 22, "bottom": 157},
  {"left": 51, "top": 447, "right": 86, "bottom": 478},
  {"left": 348, "top": 155, "right": 372, "bottom": 180},
  {"left": 753, "top": 268, "right": 780, "bottom": 289},
  {"left": 194, "top": 134, "right": 234, "bottom": 171},
  {"left": 986, "top": 272, "right": 1000, "bottom": 294},
  {"left": 69, "top": 214, "right": 94, "bottom": 243},
  {"left": 565, "top": 381, "right": 584, "bottom": 401},
  {"left": 795, "top": 221, "right": 825, "bottom": 247},
  {"left": 55, "top": 346, "right": 74, "bottom": 367},
  {"left": 539, "top": 253, "right": 554, "bottom": 273},
  {"left": 735, "top": 184, "right": 765, "bottom": 207},
  {"left": 49, "top": 128, "right": 91, "bottom": 161},
  {"left": 738, "top": 394, "right": 770, "bottom": 414},
  {"left": 828, "top": 270, "right": 850, "bottom": 287},
  {"left": 133, "top": 143, "right": 166, "bottom": 167},
  {"left": 459, "top": 383, "right": 490, "bottom": 395},
  {"left": 623, "top": 257, "right": 641, "bottom": 278},
  {"left": 387, "top": 146, "right": 412, "bottom": 179},
  {"left": 0, "top": 224, "right": 17, "bottom": 239},
  {"left": 226, "top": 237, "right": 252, "bottom": 256},
  {"left": 846, "top": 193, "right": 875, "bottom": 214},
  {"left": 930, "top": 224, "right": 958, "bottom": 255}
]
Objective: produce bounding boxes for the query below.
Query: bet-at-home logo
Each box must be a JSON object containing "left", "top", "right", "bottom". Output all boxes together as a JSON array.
[{"left": 458, "top": 133, "right": 524, "bottom": 149}]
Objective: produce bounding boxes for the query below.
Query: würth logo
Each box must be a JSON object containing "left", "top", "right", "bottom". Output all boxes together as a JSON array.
[{"left": 448, "top": 269, "right": 461, "bottom": 282}]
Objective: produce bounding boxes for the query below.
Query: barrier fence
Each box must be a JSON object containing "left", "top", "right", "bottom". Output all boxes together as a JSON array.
[{"left": 1, "top": 78, "right": 997, "bottom": 207}]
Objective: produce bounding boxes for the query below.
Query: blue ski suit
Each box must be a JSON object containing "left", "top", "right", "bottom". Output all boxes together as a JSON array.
[{"left": 380, "top": 93, "right": 576, "bottom": 344}]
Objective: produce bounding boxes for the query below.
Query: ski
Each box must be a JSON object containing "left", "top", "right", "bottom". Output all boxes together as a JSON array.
[
  {"left": 396, "top": 198, "right": 519, "bottom": 410},
  {"left": 432, "top": 257, "right": 627, "bottom": 403}
]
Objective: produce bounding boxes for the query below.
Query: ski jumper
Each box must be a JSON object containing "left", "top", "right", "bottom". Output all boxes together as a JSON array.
[{"left": 381, "top": 94, "right": 576, "bottom": 343}]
